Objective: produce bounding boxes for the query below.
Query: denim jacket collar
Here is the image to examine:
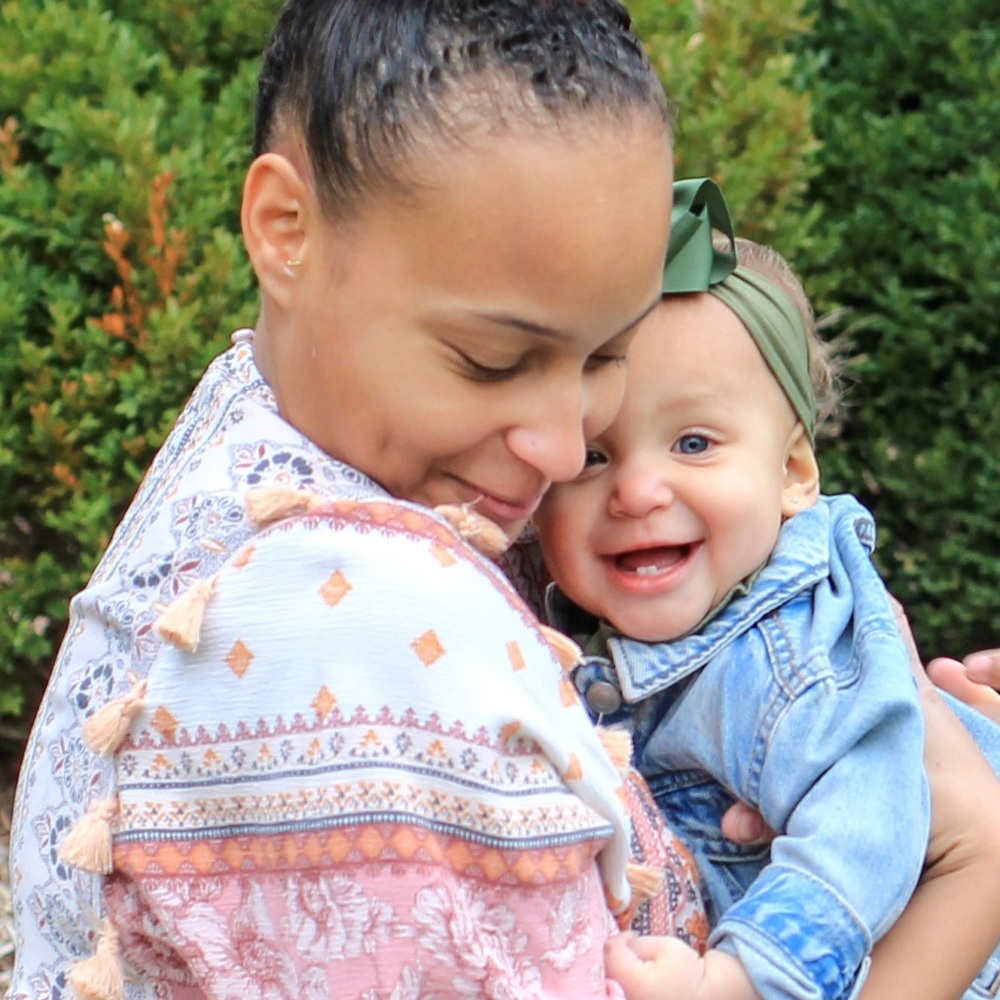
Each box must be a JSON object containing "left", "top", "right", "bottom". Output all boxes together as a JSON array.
[{"left": 547, "top": 495, "right": 876, "bottom": 704}]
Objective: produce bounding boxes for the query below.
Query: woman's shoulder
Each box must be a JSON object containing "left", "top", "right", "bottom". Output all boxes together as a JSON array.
[{"left": 152, "top": 486, "right": 540, "bottom": 678}]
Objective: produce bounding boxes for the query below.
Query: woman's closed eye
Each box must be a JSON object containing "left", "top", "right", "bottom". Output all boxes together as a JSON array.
[
  {"left": 584, "top": 352, "right": 628, "bottom": 372},
  {"left": 455, "top": 350, "right": 527, "bottom": 383},
  {"left": 456, "top": 347, "right": 625, "bottom": 384}
]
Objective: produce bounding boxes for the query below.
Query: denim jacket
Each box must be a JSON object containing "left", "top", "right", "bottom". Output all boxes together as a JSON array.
[{"left": 549, "top": 494, "right": 931, "bottom": 1000}]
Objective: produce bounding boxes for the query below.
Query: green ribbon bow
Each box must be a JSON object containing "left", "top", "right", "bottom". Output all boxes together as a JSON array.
[
  {"left": 662, "top": 177, "right": 817, "bottom": 443},
  {"left": 662, "top": 178, "right": 738, "bottom": 294}
]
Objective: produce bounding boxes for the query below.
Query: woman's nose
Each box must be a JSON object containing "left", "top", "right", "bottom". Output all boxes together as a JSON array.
[
  {"left": 504, "top": 405, "right": 587, "bottom": 484},
  {"left": 504, "top": 365, "right": 627, "bottom": 484}
]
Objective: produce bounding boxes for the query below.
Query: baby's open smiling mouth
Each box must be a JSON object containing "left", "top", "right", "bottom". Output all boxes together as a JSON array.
[{"left": 611, "top": 543, "right": 695, "bottom": 576}]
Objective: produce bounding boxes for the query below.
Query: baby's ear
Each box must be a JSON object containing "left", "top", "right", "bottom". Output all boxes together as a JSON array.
[{"left": 781, "top": 425, "right": 820, "bottom": 518}]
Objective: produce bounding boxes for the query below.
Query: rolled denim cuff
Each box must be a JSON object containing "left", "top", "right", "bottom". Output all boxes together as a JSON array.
[{"left": 709, "top": 865, "right": 871, "bottom": 1000}]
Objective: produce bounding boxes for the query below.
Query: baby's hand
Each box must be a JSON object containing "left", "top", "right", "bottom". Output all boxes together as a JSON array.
[
  {"left": 606, "top": 932, "right": 704, "bottom": 1000},
  {"left": 606, "top": 933, "right": 760, "bottom": 1000}
]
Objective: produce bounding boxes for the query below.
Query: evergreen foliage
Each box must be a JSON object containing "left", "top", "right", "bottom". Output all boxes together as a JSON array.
[
  {"left": 0, "top": 0, "right": 281, "bottom": 721},
  {"left": 800, "top": 0, "right": 1000, "bottom": 656},
  {"left": 629, "top": 0, "right": 826, "bottom": 260}
]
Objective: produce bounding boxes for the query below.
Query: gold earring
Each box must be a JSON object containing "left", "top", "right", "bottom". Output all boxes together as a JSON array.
[{"left": 285, "top": 258, "right": 302, "bottom": 268}]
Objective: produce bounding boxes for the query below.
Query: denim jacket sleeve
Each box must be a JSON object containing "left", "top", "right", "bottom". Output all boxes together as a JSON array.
[{"left": 703, "top": 610, "right": 931, "bottom": 1000}]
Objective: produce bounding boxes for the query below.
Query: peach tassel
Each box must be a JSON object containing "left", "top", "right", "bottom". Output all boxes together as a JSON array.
[
  {"left": 596, "top": 726, "right": 634, "bottom": 774},
  {"left": 59, "top": 797, "right": 118, "bottom": 874},
  {"left": 434, "top": 503, "right": 511, "bottom": 559},
  {"left": 67, "top": 921, "right": 125, "bottom": 1000},
  {"left": 538, "top": 625, "right": 583, "bottom": 670},
  {"left": 245, "top": 486, "right": 324, "bottom": 527},
  {"left": 154, "top": 577, "right": 217, "bottom": 653},
  {"left": 626, "top": 861, "right": 666, "bottom": 903},
  {"left": 83, "top": 676, "right": 149, "bottom": 757}
]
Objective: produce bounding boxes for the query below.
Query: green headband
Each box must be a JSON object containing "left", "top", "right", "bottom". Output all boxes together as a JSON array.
[{"left": 662, "top": 178, "right": 817, "bottom": 443}]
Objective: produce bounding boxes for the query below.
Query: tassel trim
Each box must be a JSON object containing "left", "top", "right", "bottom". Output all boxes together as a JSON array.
[
  {"left": 245, "top": 486, "right": 325, "bottom": 527},
  {"left": 610, "top": 862, "right": 667, "bottom": 930},
  {"left": 68, "top": 921, "right": 124, "bottom": 1000},
  {"left": 59, "top": 797, "right": 118, "bottom": 874},
  {"left": 596, "top": 725, "right": 634, "bottom": 774},
  {"left": 538, "top": 625, "right": 583, "bottom": 671},
  {"left": 154, "top": 576, "right": 217, "bottom": 653},
  {"left": 433, "top": 502, "right": 511, "bottom": 559},
  {"left": 83, "top": 676, "right": 148, "bottom": 757},
  {"left": 626, "top": 861, "right": 665, "bottom": 903}
]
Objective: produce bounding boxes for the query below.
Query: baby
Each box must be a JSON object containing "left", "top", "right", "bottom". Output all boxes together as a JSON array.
[{"left": 534, "top": 179, "right": 1000, "bottom": 1000}]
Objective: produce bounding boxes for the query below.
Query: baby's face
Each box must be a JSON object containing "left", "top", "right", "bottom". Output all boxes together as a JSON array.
[{"left": 535, "top": 294, "right": 802, "bottom": 642}]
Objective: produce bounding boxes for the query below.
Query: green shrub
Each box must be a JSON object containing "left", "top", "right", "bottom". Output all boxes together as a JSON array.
[
  {"left": 629, "top": 0, "right": 826, "bottom": 262},
  {"left": 0, "top": 0, "right": 282, "bottom": 724},
  {"left": 798, "top": 0, "right": 1000, "bottom": 657}
]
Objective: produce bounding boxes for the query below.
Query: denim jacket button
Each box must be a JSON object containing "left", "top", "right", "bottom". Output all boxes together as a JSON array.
[{"left": 585, "top": 680, "right": 622, "bottom": 715}]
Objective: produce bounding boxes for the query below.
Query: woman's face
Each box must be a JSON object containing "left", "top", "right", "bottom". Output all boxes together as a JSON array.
[{"left": 262, "top": 119, "right": 673, "bottom": 537}]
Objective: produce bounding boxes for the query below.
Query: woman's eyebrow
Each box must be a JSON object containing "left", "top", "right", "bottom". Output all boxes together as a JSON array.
[{"left": 471, "top": 295, "right": 662, "bottom": 342}]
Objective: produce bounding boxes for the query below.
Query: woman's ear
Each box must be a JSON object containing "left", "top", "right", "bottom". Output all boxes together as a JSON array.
[
  {"left": 781, "top": 425, "right": 820, "bottom": 517},
  {"left": 240, "top": 152, "right": 311, "bottom": 308}
]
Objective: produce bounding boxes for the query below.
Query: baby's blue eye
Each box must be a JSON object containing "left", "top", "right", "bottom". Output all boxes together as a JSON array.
[{"left": 675, "top": 434, "right": 710, "bottom": 455}]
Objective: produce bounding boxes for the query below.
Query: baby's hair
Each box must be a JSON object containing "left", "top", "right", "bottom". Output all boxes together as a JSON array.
[
  {"left": 254, "top": 0, "right": 671, "bottom": 218},
  {"left": 721, "top": 236, "right": 843, "bottom": 437}
]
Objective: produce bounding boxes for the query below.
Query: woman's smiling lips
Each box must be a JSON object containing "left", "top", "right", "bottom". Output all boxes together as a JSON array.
[{"left": 448, "top": 476, "right": 546, "bottom": 526}]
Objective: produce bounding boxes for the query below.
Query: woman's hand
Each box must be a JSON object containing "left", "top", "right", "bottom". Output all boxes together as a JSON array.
[
  {"left": 858, "top": 603, "right": 1000, "bottom": 998},
  {"left": 857, "top": 669, "right": 1000, "bottom": 998},
  {"left": 926, "top": 650, "right": 1000, "bottom": 725}
]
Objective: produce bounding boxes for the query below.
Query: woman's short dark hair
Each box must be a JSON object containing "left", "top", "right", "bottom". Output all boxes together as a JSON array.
[{"left": 254, "top": 0, "right": 670, "bottom": 217}]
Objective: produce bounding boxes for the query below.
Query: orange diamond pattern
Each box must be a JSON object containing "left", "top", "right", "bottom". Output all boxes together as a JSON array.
[
  {"left": 114, "top": 826, "right": 596, "bottom": 884},
  {"left": 355, "top": 826, "right": 386, "bottom": 860},
  {"left": 559, "top": 677, "right": 579, "bottom": 708},
  {"left": 445, "top": 839, "right": 473, "bottom": 872},
  {"left": 431, "top": 545, "right": 456, "bottom": 567},
  {"left": 225, "top": 639, "right": 254, "bottom": 678},
  {"left": 320, "top": 569, "right": 353, "bottom": 607},
  {"left": 389, "top": 826, "right": 420, "bottom": 859},
  {"left": 475, "top": 849, "right": 509, "bottom": 881},
  {"left": 412, "top": 630, "right": 445, "bottom": 666},
  {"left": 312, "top": 685, "right": 337, "bottom": 720},
  {"left": 506, "top": 641, "right": 526, "bottom": 672},
  {"left": 232, "top": 545, "right": 256, "bottom": 570}
]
